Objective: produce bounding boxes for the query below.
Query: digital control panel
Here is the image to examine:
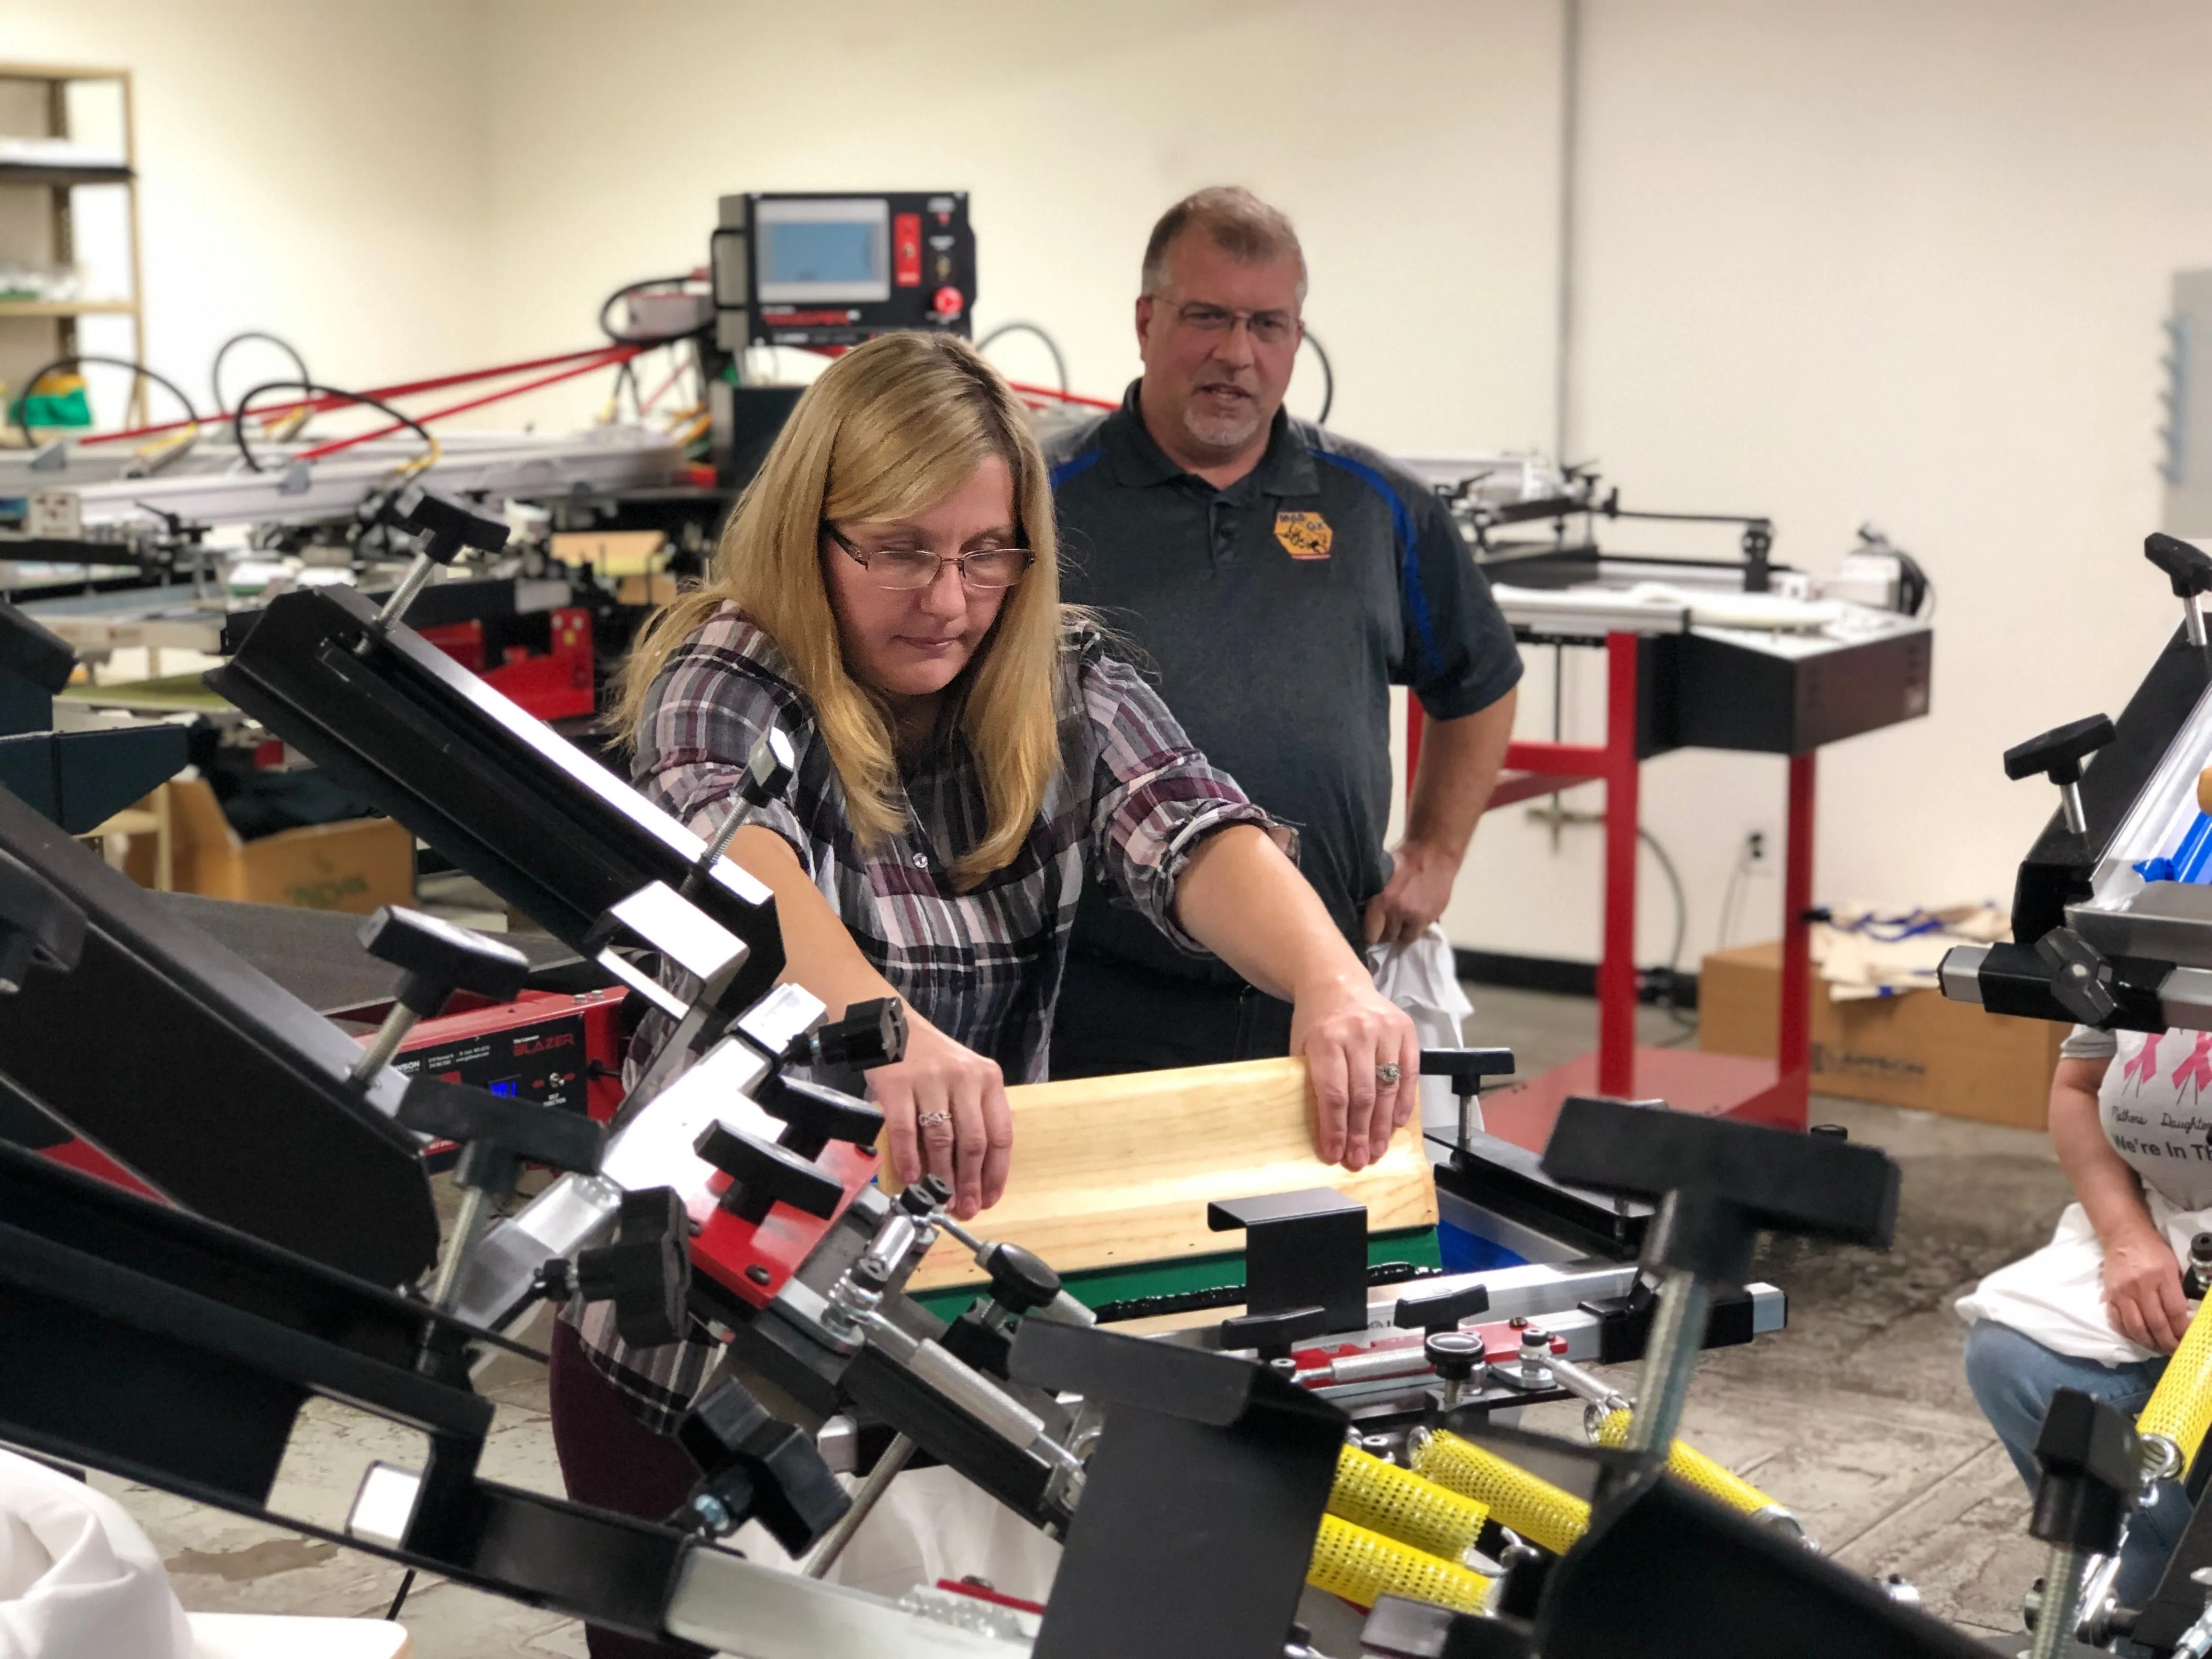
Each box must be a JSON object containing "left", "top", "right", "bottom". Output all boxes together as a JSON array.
[{"left": 712, "top": 191, "right": 974, "bottom": 349}]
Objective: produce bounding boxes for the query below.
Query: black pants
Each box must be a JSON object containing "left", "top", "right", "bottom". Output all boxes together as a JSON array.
[{"left": 1047, "top": 955, "right": 1294, "bottom": 1079}]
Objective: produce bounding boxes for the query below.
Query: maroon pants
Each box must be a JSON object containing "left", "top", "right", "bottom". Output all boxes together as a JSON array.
[{"left": 547, "top": 1319, "right": 710, "bottom": 1659}]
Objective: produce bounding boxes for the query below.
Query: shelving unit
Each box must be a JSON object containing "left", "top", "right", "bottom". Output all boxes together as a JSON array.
[{"left": 0, "top": 62, "right": 146, "bottom": 437}]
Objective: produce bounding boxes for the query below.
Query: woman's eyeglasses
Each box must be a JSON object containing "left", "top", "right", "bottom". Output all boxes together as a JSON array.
[{"left": 823, "top": 521, "right": 1036, "bottom": 591}]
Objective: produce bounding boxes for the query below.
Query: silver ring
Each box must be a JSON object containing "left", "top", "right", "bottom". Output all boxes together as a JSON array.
[
  {"left": 1375, "top": 1062, "right": 1402, "bottom": 1086},
  {"left": 915, "top": 1110, "right": 952, "bottom": 1127}
]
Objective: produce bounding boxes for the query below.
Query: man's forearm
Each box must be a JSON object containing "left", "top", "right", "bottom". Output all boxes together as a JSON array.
[{"left": 1404, "top": 686, "right": 1518, "bottom": 859}]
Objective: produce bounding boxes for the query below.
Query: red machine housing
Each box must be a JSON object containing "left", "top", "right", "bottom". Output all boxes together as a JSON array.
[
  {"left": 417, "top": 606, "right": 596, "bottom": 723},
  {"left": 690, "top": 1139, "right": 881, "bottom": 1311}
]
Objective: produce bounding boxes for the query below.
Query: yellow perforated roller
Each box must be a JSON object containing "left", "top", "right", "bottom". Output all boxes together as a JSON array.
[
  {"left": 1329, "top": 1443, "right": 1490, "bottom": 1561},
  {"left": 1307, "top": 1513, "right": 1491, "bottom": 1614},
  {"left": 1409, "top": 1429, "right": 1589, "bottom": 1555},
  {"left": 1593, "top": 1408, "right": 1784, "bottom": 1519},
  {"left": 2140, "top": 1304, "right": 2212, "bottom": 1473}
]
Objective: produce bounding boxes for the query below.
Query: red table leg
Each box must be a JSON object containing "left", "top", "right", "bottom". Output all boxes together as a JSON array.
[
  {"left": 1776, "top": 751, "right": 1816, "bottom": 1128},
  {"left": 1598, "top": 633, "right": 1641, "bottom": 1097}
]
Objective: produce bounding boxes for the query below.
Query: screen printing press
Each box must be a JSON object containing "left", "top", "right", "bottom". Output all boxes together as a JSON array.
[{"left": 0, "top": 489, "right": 2067, "bottom": 1658}]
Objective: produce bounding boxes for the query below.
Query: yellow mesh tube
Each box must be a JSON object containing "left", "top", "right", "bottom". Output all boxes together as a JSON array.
[
  {"left": 2140, "top": 1305, "right": 2212, "bottom": 1469},
  {"left": 1594, "top": 1408, "right": 1782, "bottom": 1516},
  {"left": 1409, "top": 1429, "right": 1589, "bottom": 1555},
  {"left": 1307, "top": 1513, "right": 1491, "bottom": 1614},
  {"left": 1328, "top": 1443, "right": 1491, "bottom": 1560}
]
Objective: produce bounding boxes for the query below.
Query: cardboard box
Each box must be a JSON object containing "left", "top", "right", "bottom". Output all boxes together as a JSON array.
[
  {"left": 1699, "top": 940, "right": 2064, "bottom": 1130},
  {"left": 122, "top": 777, "right": 414, "bottom": 915}
]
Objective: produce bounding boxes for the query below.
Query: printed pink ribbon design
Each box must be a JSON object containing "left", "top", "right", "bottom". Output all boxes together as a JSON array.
[
  {"left": 2124, "top": 1032, "right": 2165, "bottom": 1087},
  {"left": 2172, "top": 1031, "right": 2212, "bottom": 1096}
]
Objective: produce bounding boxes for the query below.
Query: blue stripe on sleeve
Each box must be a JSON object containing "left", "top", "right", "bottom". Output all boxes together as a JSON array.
[
  {"left": 1049, "top": 447, "right": 1104, "bottom": 490},
  {"left": 1312, "top": 448, "right": 1438, "bottom": 673}
]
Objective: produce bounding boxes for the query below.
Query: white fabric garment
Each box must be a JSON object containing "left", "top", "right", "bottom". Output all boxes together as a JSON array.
[
  {"left": 0, "top": 1450, "right": 190, "bottom": 1659},
  {"left": 1957, "top": 1026, "right": 2212, "bottom": 1364},
  {"left": 1367, "top": 923, "right": 1476, "bottom": 1136}
]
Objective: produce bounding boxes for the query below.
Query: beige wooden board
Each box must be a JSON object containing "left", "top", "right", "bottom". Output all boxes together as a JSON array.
[{"left": 903, "top": 1055, "right": 1436, "bottom": 1292}]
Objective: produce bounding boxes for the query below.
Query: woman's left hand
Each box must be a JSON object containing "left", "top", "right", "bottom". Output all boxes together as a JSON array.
[{"left": 1290, "top": 970, "right": 1420, "bottom": 1172}]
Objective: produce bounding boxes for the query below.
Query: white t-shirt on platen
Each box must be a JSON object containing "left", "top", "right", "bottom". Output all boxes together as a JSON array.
[{"left": 1957, "top": 1025, "right": 2212, "bottom": 1365}]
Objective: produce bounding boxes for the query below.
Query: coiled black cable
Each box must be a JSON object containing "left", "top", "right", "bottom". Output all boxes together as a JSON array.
[
  {"left": 211, "top": 331, "right": 309, "bottom": 416},
  {"left": 230, "top": 379, "right": 435, "bottom": 473},
  {"left": 1302, "top": 328, "right": 1335, "bottom": 425}
]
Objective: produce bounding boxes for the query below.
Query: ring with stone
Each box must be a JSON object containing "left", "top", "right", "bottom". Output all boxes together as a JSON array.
[{"left": 1375, "top": 1062, "right": 1402, "bottom": 1086}]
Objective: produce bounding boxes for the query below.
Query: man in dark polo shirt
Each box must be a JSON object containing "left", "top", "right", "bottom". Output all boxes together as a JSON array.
[{"left": 1046, "top": 185, "right": 1521, "bottom": 1079}]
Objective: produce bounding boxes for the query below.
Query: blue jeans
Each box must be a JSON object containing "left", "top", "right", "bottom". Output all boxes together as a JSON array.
[{"left": 1964, "top": 1318, "right": 2190, "bottom": 1612}]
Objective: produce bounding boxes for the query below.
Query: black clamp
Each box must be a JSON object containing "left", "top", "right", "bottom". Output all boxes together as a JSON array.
[
  {"left": 1393, "top": 1279, "right": 1491, "bottom": 1336},
  {"left": 1218, "top": 1303, "right": 1329, "bottom": 1363},
  {"left": 2147, "top": 532, "right": 2212, "bottom": 648},
  {"left": 754, "top": 1072, "right": 884, "bottom": 1161},
  {"left": 2003, "top": 714, "right": 2114, "bottom": 838},
  {"left": 1421, "top": 1047, "right": 1516, "bottom": 1152},
  {"left": 556, "top": 1186, "right": 692, "bottom": 1348},
  {"left": 2035, "top": 926, "right": 2118, "bottom": 1026},
  {"left": 1208, "top": 1188, "right": 1369, "bottom": 1334},
  {"left": 788, "top": 996, "right": 908, "bottom": 1073},
  {"left": 674, "top": 1374, "right": 851, "bottom": 1555},
  {"left": 681, "top": 727, "right": 799, "bottom": 901},
  {"left": 695, "top": 1120, "right": 844, "bottom": 1226},
  {"left": 350, "top": 906, "right": 531, "bottom": 1084},
  {"left": 369, "top": 485, "right": 511, "bottom": 633},
  {"left": 397, "top": 1074, "right": 605, "bottom": 1207}
]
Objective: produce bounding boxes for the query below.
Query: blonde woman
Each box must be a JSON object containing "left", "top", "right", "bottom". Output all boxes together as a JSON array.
[{"left": 550, "top": 333, "right": 1420, "bottom": 1643}]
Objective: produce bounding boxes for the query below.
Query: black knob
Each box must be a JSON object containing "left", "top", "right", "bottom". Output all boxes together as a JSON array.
[
  {"left": 757, "top": 1073, "right": 883, "bottom": 1161},
  {"left": 983, "top": 1243, "right": 1062, "bottom": 1316},
  {"left": 2035, "top": 926, "right": 2118, "bottom": 1026},
  {"left": 1424, "top": 1330, "right": 1485, "bottom": 1384},
  {"left": 359, "top": 906, "right": 531, "bottom": 1014},
  {"left": 1218, "top": 1304, "right": 1329, "bottom": 1362},
  {"left": 390, "top": 482, "right": 511, "bottom": 565},
  {"left": 2187, "top": 1233, "right": 2212, "bottom": 1301},
  {"left": 1810, "top": 1124, "right": 1849, "bottom": 1140},
  {"left": 1419, "top": 1048, "right": 1517, "bottom": 1091},
  {"left": 2029, "top": 1389, "right": 2140, "bottom": 1555},
  {"left": 2147, "top": 532, "right": 2212, "bottom": 598},
  {"left": 573, "top": 1186, "right": 690, "bottom": 1347},
  {"left": 675, "top": 1375, "right": 851, "bottom": 1555},
  {"left": 737, "top": 727, "right": 798, "bottom": 809},
  {"left": 396, "top": 1074, "right": 605, "bottom": 1198},
  {"left": 2002, "top": 715, "right": 2114, "bottom": 788},
  {"left": 798, "top": 997, "right": 908, "bottom": 1072},
  {"left": 896, "top": 1174, "right": 953, "bottom": 1217},
  {"left": 1392, "top": 1280, "right": 1491, "bottom": 1335},
  {"left": 695, "top": 1122, "right": 844, "bottom": 1224}
]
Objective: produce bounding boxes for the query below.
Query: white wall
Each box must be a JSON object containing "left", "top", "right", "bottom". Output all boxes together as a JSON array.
[
  {"left": 1447, "top": 0, "right": 2212, "bottom": 973},
  {"left": 470, "top": 0, "right": 1565, "bottom": 452},
  {"left": 0, "top": 0, "right": 492, "bottom": 427}
]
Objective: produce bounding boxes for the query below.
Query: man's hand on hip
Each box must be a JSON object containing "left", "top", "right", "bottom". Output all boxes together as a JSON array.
[{"left": 1363, "top": 840, "right": 1460, "bottom": 949}]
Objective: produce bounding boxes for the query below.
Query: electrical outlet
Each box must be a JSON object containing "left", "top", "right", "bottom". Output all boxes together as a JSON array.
[{"left": 1746, "top": 830, "right": 1767, "bottom": 863}]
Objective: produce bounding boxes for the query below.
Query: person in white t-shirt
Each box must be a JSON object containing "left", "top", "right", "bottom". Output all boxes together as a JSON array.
[{"left": 1957, "top": 1025, "right": 2212, "bottom": 1605}]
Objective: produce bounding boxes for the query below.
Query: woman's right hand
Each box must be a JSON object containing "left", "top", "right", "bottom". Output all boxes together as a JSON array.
[
  {"left": 865, "top": 1012, "right": 1012, "bottom": 1222},
  {"left": 2103, "top": 1226, "right": 2190, "bottom": 1353}
]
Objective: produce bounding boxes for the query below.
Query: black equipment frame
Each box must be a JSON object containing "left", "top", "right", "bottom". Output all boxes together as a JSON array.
[{"left": 210, "top": 586, "right": 785, "bottom": 1003}]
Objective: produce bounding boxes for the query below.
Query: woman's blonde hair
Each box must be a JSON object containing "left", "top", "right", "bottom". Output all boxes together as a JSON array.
[{"left": 613, "top": 331, "right": 1063, "bottom": 887}]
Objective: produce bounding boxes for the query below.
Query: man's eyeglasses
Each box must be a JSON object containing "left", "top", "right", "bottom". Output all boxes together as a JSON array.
[
  {"left": 823, "top": 521, "right": 1036, "bottom": 591},
  {"left": 1172, "top": 302, "right": 1297, "bottom": 347}
]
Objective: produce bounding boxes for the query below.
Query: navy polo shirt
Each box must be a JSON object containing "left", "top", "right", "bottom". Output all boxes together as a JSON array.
[{"left": 1047, "top": 382, "right": 1522, "bottom": 983}]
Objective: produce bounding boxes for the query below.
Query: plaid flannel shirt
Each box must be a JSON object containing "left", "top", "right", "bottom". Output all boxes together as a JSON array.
[{"left": 573, "top": 603, "right": 1285, "bottom": 1429}]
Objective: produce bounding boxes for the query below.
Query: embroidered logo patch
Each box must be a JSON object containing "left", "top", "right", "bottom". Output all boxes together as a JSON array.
[{"left": 1274, "top": 510, "right": 1333, "bottom": 560}]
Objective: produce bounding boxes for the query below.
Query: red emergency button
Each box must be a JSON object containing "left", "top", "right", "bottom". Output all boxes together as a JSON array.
[{"left": 932, "top": 285, "right": 964, "bottom": 321}]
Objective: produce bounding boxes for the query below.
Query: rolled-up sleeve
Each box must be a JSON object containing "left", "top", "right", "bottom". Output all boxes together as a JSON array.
[
  {"left": 634, "top": 648, "right": 815, "bottom": 878},
  {"left": 1081, "top": 650, "right": 1294, "bottom": 954}
]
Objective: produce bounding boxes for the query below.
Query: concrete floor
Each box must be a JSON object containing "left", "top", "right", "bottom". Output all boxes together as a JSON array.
[{"left": 84, "top": 985, "right": 2070, "bottom": 1654}]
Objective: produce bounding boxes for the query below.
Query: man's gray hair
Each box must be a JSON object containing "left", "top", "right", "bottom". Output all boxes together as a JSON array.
[{"left": 1140, "top": 186, "right": 1307, "bottom": 304}]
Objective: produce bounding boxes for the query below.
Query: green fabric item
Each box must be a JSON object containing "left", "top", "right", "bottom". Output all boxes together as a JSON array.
[
  {"left": 909, "top": 1223, "right": 1442, "bottom": 1325},
  {"left": 21, "top": 384, "right": 92, "bottom": 429}
]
